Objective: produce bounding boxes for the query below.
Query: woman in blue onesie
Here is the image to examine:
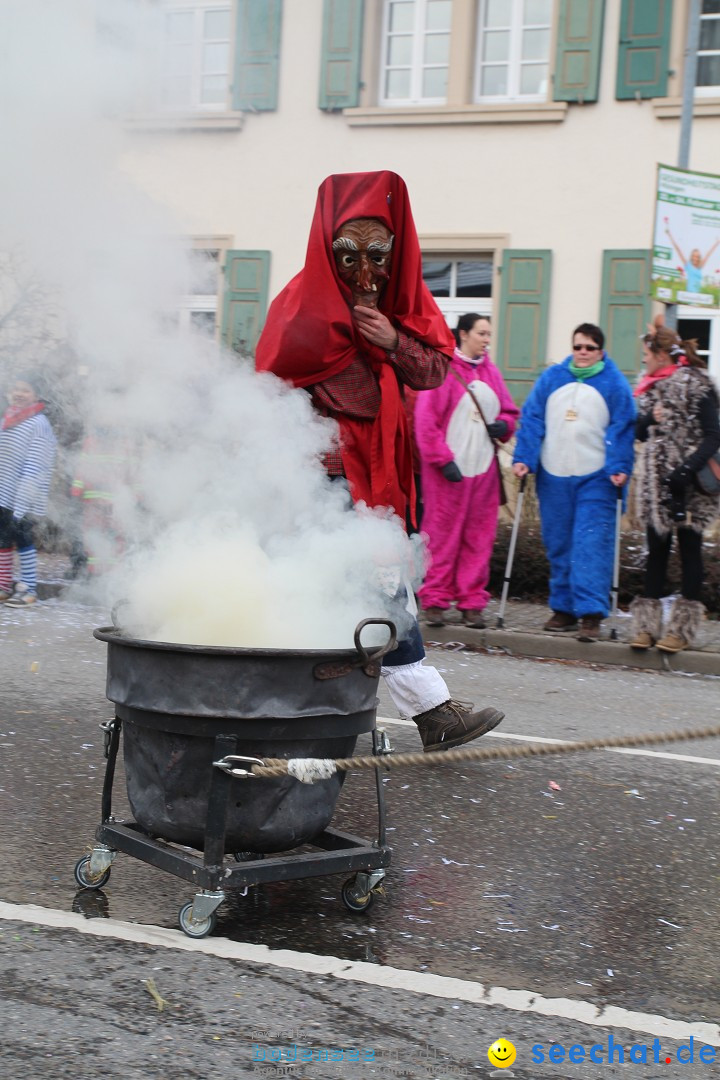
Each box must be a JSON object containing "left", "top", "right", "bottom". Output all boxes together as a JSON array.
[{"left": 512, "top": 323, "right": 636, "bottom": 641}]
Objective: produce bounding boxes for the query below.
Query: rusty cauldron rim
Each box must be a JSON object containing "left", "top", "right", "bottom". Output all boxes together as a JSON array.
[{"left": 93, "top": 618, "right": 397, "bottom": 662}]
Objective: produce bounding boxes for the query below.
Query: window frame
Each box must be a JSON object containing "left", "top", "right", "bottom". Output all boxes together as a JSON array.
[
  {"left": 156, "top": 0, "right": 233, "bottom": 114},
  {"left": 474, "top": 0, "right": 552, "bottom": 105},
  {"left": 695, "top": 0, "right": 720, "bottom": 98},
  {"left": 421, "top": 254, "right": 494, "bottom": 325},
  {"left": 379, "top": 0, "right": 452, "bottom": 107}
]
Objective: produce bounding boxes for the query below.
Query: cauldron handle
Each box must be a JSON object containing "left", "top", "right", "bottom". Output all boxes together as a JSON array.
[
  {"left": 313, "top": 618, "right": 397, "bottom": 680},
  {"left": 354, "top": 618, "right": 397, "bottom": 670}
]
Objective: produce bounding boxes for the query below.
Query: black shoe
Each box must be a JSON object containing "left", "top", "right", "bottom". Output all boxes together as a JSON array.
[{"left": 413, "top": 700, "right": 504, "bottom": 753}]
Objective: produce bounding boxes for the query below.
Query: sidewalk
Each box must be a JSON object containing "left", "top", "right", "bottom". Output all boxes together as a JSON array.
[{"left": 33, "top": 552, "right": 720, "bottom": 676}]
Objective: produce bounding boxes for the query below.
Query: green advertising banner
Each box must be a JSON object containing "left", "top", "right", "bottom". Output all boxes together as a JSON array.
[{"left": 651, "top": 164, "right": 720, "bottom": 308}]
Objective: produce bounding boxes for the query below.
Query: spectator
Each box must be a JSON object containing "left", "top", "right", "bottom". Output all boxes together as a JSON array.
[
  {"left": 629, "top": 319, "right": 720, "bottom": 653},
  {"left": 0, "top": 373, "right": 57, "bottom": 606},
  {"left": 256, "top": 171, "right": 504, "bottom": 752},
  {"left": 512, "top": 323, "right": 635, "bottom": 641},
  {"left": 415, "top": 313, "right": 519, "bottom": 628}
]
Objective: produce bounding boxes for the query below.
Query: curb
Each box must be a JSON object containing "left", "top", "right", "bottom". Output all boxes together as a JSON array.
[{"left": 423, "top": 624, "right": 720, "bottom": 677}]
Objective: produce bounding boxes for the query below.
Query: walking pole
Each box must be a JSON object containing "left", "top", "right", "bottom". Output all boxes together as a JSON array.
[
  {"left": 496, "top": 474, "right": 526, "bottom": 629},
  {"left": 609, "top": 484, "right": 623, "bottom": 641}
]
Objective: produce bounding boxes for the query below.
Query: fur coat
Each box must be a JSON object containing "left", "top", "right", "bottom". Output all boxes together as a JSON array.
[{"left": 632, "top": 366, "right": 720, "bottom": 536}]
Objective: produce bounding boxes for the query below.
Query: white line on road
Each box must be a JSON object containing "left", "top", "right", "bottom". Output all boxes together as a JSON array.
[
  {"left": 376, "top": 717, "right": 720, "bottom": 767},
  {"left": 0, "top": 899, "right": 717, "bottom": 1047}
]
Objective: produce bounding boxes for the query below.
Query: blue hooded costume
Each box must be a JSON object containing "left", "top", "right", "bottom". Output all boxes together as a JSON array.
[{"left": 513, "top": 356, "right": 636, "bottom": 618}]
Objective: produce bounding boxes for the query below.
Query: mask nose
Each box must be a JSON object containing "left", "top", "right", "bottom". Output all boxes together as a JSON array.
[{"left": 355, "top": 255, "right": 374, "bottom": 292}]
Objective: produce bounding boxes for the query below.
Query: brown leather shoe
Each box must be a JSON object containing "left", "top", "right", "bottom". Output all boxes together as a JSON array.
[
  {"left": 543, "top": 611, "right": 578, "bottom": 632},
  {"left": 413, "top": 700, "right": 504, "bottom": 753},
  {"left": 577, "top": 615, "right": 602, "bottom": 642},
  {"left": 630, "top": 630, "right": 655, "bottom": 651},
  {"left": 461, "top": 609, "right": 486, "bottom": 629},
  {"left": 423, "top": 606, "right": 446, "bottom": 627},
  {"left": 656, "top": 632, "right": 688, "bottom": 653}
]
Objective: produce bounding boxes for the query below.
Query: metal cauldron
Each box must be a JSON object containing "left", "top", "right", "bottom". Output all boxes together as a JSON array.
[{"left": 93, "top": 619, "right": 396, "bottom": 853}]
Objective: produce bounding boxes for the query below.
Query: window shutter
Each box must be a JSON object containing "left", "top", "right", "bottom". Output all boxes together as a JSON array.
[
  {"left": 319, "top": 0, "right": 364, "bottom": 110},
  {"left": 222, "top": 250, "right": 271, "bottom": 359},
  {"left": 553, "top": 0, "right": 606, "bottom": 103},
  {"left": 496, "top": 251, "right": 552, "bottom": 404},
  {"left": 616, "top": 0, "right": 673, "bottom": 100},
  {"left": 232, "top": 0, "right": 282, "bottom": 111},
  {"left": 600, "top": 249, "right": 650, "bottom": 378}
]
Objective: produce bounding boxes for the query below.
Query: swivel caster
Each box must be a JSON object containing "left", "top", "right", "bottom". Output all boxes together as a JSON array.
[
  {"left": 74, "top": 854, "right": 112, "bottom": 890},
  {"left": 178, "top": 900, "right": 217, "bottom": 939},
  {"left": 341, "top": 876, "right": 375, "bottom": 913}
]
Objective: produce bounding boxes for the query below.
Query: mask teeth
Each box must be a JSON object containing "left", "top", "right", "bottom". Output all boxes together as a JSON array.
[{"left": 370, "top": 284, "right": 377, "bottom": 291}]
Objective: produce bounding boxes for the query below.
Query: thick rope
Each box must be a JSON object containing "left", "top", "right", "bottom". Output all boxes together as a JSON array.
[{"left": 249, "top": 723, "right": 720, "bottom": 781}]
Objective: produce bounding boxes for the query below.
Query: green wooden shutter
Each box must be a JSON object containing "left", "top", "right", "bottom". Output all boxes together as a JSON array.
[
  {"left": 600, "top": 249, "right": 651, "bottom": 378},
  {"left": 496, "top": 251, "right": 552, "bottom": 404},
  {"left": 232, "top": 0, "right": 282, "bottom": 111},
  {"left": 318, "top": 0, "right": 364, "bottom": 109},
  {"left": 222, "top": 250, "right": 270, "bottom": 358},
  {"left": 616, "top": 0, "right": 673, "bottom": 100},
  {"left": 553, "top": 0, "right": 606, "bottom": 103}
]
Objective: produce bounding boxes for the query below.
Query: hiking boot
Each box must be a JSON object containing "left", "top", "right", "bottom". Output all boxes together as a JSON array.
[
  {"left": 655, "top": 632, "right": 688, "bottom": 653},
  {"left": 577, "top": 615, "right": 602, "bottom": 642},
  {"left": 0, "top": 588, "right": 12, "bottom": 603},
  {"left": 629, "top": 630, "right": 655, "bottom": 651},
  {"left": 543, "top": 611, "right": 578, "bottom": 632},
  {"left": 413, "top": 700, "right": 504, "bottom": 753},
  {"left": 423, "top": 606, "right": 446, "bottom": 627},
  {"left": 461, "top": 609, "right": 486, "bottom": 629},
  {"left": 5, "top": 583, "right": 37, "bottom": 607}
]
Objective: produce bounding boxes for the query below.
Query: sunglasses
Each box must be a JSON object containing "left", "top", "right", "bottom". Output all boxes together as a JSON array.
[{"left": 572, "top": 344, "right": 601, "bottom": 352}]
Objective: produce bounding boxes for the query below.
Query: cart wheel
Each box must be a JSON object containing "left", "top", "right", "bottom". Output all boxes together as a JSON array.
[
  {"left": 341, "top": 877, "right": 375, "bottom": 913},
  {"left": 233, "top": 851, "right": 265, "bottom": 862},
  {"left": 74, "top": 855, "right": 111, "bottom": 890},
  {"left": 178, "top": 901, "right": 217, "bottom": 939}
]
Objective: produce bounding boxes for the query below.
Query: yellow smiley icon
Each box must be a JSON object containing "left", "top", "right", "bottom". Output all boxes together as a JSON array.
[{"left": 488, "top": 1039, "right": 517, "bottom": 1068}]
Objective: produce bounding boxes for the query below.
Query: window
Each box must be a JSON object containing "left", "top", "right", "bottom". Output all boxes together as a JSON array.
[
  {"left": 380, "top": 0, "right": 452, "bottom": 105},
  {"left": 178, "top": 248, "right": 222, "bottom": 336},
  {"left": 475, "top": 0, "right": 551, "bottom": 102},
  {"left": 422, "top": 256, "right": 493, "bottom": 324},
  {"left": 158, "top": 2, "right": 232, "bottom": 111},
  {"left": 696, "top": 0, "right": 720, "bottom": 97}
]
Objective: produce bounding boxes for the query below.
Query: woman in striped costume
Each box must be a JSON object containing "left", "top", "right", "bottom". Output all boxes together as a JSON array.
[{"left": 0, "top": 374, "right": 57, "bottom": 606}]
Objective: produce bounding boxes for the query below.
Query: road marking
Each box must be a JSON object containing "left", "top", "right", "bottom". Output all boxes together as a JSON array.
[
  {"left": 376, "top": 717, "right": 720, "bottom": 767},
  {"left": 0, "top": 899, "right": 717, "bottom": 1046}
]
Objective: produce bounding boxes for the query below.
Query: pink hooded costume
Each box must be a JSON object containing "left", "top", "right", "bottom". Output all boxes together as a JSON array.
[{"left": 415, "top": 347, "right": 519, "bottom": 612}]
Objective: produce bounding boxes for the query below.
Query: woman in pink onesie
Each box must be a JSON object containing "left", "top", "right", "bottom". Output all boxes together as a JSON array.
[{"left": 415, "top": 313, "right": 519, "bottom": 628}]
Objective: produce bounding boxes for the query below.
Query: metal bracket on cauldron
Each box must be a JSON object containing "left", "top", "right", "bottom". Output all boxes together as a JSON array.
[
  {"left": 99, "top": 717, "right": 119, "bottom": 759},
  {"left": 212, "top": 754, "right": 266, "bottom": 779},
  {"left": 313, "top": 618, "right": 397, "bottom": 681}
]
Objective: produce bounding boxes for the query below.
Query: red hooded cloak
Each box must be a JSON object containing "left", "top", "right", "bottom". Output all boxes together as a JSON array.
[{"left": 255, "top": 171, "right": 454, "bottom": 521}]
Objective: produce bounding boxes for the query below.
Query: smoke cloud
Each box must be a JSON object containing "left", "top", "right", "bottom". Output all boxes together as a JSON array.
[{"left": 0, "top": 0, "right": 418, "bottom": 649}]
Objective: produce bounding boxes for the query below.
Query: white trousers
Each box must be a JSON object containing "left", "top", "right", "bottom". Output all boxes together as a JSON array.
[{"left": 380, "top": 659, "right": 449, "bottom": 720}]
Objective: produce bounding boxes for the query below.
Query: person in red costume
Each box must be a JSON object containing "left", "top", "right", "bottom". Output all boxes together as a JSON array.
[{"left": 256, "top": 171, "right": 504, "bottom": 751}]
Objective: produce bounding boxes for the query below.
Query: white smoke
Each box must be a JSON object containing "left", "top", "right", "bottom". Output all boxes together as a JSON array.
[{"left": 0, "top": 0, "right": 419, "bottom": 649}]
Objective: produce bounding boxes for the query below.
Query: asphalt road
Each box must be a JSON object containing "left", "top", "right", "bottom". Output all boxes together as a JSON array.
[{"left": 1, "top": 597, "right": 719, "bottom": 1079}]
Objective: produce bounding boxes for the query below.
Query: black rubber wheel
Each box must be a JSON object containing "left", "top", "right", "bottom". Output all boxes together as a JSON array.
[
  {"left": 178, "top": 901, "right": 217, "bottom": 939},
  {"left": 74, "top": 855, "right": 111, "bottom": 890},
  {"left": 341, "top": 877, "right": 375, "bottom": 913},
  {"left": 233, "top": 851, "right": 265, "bottom": 862}
]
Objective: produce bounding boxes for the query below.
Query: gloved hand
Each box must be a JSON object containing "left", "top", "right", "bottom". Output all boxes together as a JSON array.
[
  {"left": 441, "top": 461, "right": 463, "bottom": 483},
  {"left": 486, "top": 419, "right": 508, "bottom": 440},
  {"left": 666, "top": 463, "right": 694, "bottom": 496}
]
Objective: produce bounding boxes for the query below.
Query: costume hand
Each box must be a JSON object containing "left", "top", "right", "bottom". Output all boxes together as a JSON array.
[
  {"left": 441, "top": 461, "right": 463, "bottom": 483},
  {"left": 610, "top": 473, "right": 627, "bottom": 487},
  {"left": 667, "top": 464, "right": 693, "bottom": 495},
  {"left": 512, "top": 463, "right": 529, "bottom": 478},
  {"left": 486, "top": 419, "right": 508, "bottom": 440},
  {"left": 352, "top": 305, "right": 399, "bottom": 350}
]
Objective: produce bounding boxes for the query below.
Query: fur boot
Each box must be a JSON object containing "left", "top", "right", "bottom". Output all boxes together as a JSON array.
[
  {"left": 629, "top": 597, "right": 663, "bottom": 650},
  {"left": 656, "top": 598, "right": 705, "bottom": 653}
]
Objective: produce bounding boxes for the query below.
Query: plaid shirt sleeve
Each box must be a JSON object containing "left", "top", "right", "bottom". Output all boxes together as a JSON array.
[{"left": 388, "top": 331, "right": 449, "bottom": 390}]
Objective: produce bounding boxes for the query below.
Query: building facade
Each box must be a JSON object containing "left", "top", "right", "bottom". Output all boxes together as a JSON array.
[{"left": 122, "top": 0, "right": 720, "bottom": 397}]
